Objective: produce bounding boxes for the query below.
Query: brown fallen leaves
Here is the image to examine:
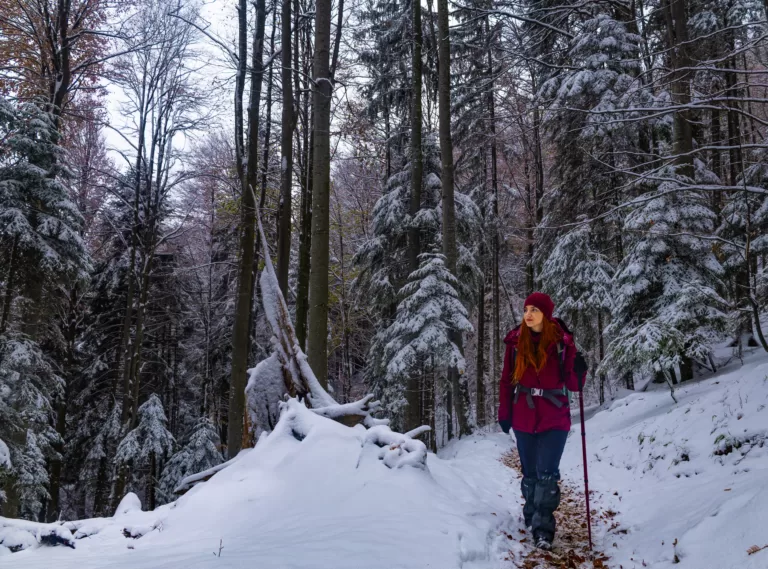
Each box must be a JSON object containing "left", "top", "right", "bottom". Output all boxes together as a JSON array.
[
  {"left": 501, "top": 450, "right": 618, "bottom": 569},
  {"left": 747, "top": 544, "right": 768, "bottom": 555}
]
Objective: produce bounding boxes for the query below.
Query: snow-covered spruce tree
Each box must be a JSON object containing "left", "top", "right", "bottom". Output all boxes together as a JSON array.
[
  {"left": 686, "top": 0, "right": 767, "bottom": 351},
  {"left": 76, "top": 404, "right": 122, "bottom": 518},
  {"left": 536, "top": 10, "right": 649, "bottom": 263},
  {"left": 540, "top": 220, "right": 614, "bottom": 325},
  {"left": 0, "top": 98, "right": 88, "bottom": 518},
  {"left": 0, "top": 334, "right": 63, "bottom": 518},
  {"left": 718, "top": 161, "right": 768, "bottom": 352},
  {"left": 0, "top": 99, "right": 88, "bottom": 318},
  {"left": 15, "top": 431, "right": 50, "bottom": 520},
  {"left": 115, "top": 394, "right": 175, "bottom": 510},
  {"left": 376, "top": 253, "right": 473, "bottom": 427},
  {"left": 157, "top": 417, "right": 222, "bottom": 505},
  {"left": 355, "top": 137, "right": 480, "bottom": 433},
  {"left": 356, "top": 0, "right": 418, "bottom": 166},
  {"left": 602, "top": 172, "right": 728, "bottom": 385},
  {"left": 540, "top": 219, "right": 614, "bottom": 400}
]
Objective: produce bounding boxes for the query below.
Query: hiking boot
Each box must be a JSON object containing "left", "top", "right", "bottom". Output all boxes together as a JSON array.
[
  {"left": 531, "top": 475, "right": 560, "bottom": 545},
  {"left": 535, "top": 536, "right": 552, "bottom": 551}
]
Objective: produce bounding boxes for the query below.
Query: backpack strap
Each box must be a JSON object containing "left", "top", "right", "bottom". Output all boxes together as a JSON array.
[
  {"left": 556, "top": 341, "right": 566, "bottom": 385},
  {"left": 510, "top": 348, "right": 518, "bottom": 406}
]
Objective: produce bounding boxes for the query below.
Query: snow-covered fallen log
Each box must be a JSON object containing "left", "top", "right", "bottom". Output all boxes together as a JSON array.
[
  {"left": 245, "top": 207, "right": 390, "bottom": 434},
  {"left": 174, "top": 450, "right": 250, "bottom": 495},
  {"left": 271, "top": 398, "right": 428, "bottom": 470},
  {"left": 0, "top": 516, "right": 75, "bottom": 553},
  {"left": 169, "top": 207, "right": 428, "bottom": 498},
  {"left": 58, "top": 493, "right": 170, "bottom": 543},
  {"left": 311, "top": 394, "right": 383, "bottom": 427}
]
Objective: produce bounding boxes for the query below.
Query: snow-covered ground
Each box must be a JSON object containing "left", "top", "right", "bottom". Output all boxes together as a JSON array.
[
  {"left": 3, "top": 349, "right": 768, "bottom": 569},
  {"left": 561, "top": 347, "right": 768, "bottom": 569},
  {"left": 2, "top": 400, "right": 520, "bottom": 569}
]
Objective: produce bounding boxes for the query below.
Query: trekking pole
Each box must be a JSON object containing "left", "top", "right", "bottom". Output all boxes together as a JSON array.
[{"left": 577, "top": 371, "right": 593, "bottom": 551}]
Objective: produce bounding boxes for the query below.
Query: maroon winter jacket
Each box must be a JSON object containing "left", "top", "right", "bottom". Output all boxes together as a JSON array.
[{"left": 497, "top": 322, "right": 585, "bottom": 433}]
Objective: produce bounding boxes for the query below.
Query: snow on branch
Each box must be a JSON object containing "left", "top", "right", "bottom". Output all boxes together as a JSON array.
[
  {"left": 0, "top": 517, "right": 75, "bottom": 553},
  {"left": 0, "top": 439, "right": 10, "bottom": 469},
  {"left": 274, "top": 399, "right": 428, "bottom": 469},
  {"left": 173, "top": 452, "right": 247, "bottom": 496},
  {"left": 311, "top": 394, "right": 383, "bottom": 427},
  {"left": 364, "top": 426, "right": 428, "bottom": 469}
]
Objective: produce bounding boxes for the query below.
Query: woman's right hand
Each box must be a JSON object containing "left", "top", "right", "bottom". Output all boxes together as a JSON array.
[{"left": 499, "top": 419, "right": 511, "bottom": 434}]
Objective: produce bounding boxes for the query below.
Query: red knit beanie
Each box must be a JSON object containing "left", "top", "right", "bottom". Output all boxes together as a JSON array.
[{"left": 524, "top": 292, "right": 555, "bottom": 321}]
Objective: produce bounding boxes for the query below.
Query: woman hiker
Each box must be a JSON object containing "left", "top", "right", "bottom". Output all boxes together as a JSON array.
[{"left": 497, "top": 292, "right": 588, "bottom": 551}]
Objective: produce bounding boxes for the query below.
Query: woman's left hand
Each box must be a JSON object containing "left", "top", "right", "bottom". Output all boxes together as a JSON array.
[{"left": 574, "top": 351, "right": 588, "bottom": 377}]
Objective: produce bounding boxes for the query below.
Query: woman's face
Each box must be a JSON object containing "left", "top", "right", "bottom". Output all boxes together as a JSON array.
[{"left": 524, "top": 305, "right": 544, "bottom": 330}]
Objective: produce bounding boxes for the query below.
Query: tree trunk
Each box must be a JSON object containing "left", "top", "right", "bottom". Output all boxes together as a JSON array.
[
  {"left": 427, "top": 371, "right": 437, "bottom": 452},
  {"left": 307, "top": 0, "right": 333, "bottom": 387},
  {"left": 296, "top": 15, "right": 315, "bottom": 349},
  {"left": 436, "top": 0, "right": 471, "bottom": 438},
  {"left": 261, "top": 1, "right": 277, "bottom": 199},
  {"left": 296, "top": 125, "right": 314, "bottom": 350},
  {"left": 404, "top": 0, "right": 424, "bottom": 433},
  {"left": 296, "top": 17, "right": 314, "bottom": 350},
  {"left": 276, "top": 0, "right": 294, "bottom": 296},
  {"left": 679, "top": 356, "right": 694, "bottom": 382},
  {"left": 148, "top": 452, "right": 156, "bottom": 511},
  {"left": 724, "top": 28, "right": 742, "bottom": 186},
  {"left": 46, "top": 286, "right": 78, "bottom": 522},
  {"left": 0, "top": 235, "right": 19, "bottom": 333},
  {"left": 710, "top": 107, "right": 723, "bottom": 214},
  {"left": 665, "top": 0, "right": 694, "bottom": 179},
  {"left": 488, "top": 30, "right": 500, "bottom": 408},
  {"left": 476, "top": 270, "right": 486, "bottom": 427},
  {"left": 227, "top": 0, "right": 258, "bottom": 457}
]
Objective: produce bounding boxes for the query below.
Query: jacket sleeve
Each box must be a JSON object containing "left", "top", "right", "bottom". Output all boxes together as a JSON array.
[
  {"left": 498, "top": 342, "right": 514, "bottom": 422},
  {"left": 564, "top": 342, "right": 587, "bottom": 392}
]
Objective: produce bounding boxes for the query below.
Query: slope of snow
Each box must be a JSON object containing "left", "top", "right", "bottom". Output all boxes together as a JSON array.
[
  {"left": 6, "top": 400, "right": 521, "bottom": 569},
  {"left": 559, "top": 348, "right": 768, "bottom": 569}
]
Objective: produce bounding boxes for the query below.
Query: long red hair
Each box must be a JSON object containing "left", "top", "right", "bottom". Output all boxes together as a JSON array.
[{"left": 513, "top": 318, "right": 562, "bottom": 383}]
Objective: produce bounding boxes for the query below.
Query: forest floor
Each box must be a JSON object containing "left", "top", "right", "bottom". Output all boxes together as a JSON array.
[{"left": 498, "top": 449, "right": 613, "bottom": 569}]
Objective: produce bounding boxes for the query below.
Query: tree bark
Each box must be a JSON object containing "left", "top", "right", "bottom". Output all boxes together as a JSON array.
[
  {"left": 261, "top": 1, "right": 277, "bottom": 199},
  {"left": 476, "top": 269, "right": 486, "bottom": 427},
  {"left": 0, "top": 235, "right": 18, "bottom": 333},
  {"left": 307, "top": 0, "right": 333, "bottom": 387},
  {"left": 488, "top": 29, "right": 500, "bottom": 405},
  {"left": 664, "top": 0, "right": 694, "bottom": 178},
  {"left": 277, "top": 0, "right": 295, "bottom": 296},
  {"left": 46, "top": 286, "right": 78, "bottom": 522},
  {"left": 296, "top": 22, "right": 314, "bottom": 350},
  {"left": 436, "top": 0, "right": 471, "bottom": 437},
  {"left": 148, "top": 452, "right": 156, "bottom": 511},
  {"left": 227, "top": 0, "right": 262, "bottom": 457},
  {"left": 405, "top": 0, "right": 424, "bottom": 433}
]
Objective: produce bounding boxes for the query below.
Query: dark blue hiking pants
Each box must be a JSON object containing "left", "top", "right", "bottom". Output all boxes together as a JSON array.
[{"left": 513, "top": 429, "right": 569, "bottom": 543}]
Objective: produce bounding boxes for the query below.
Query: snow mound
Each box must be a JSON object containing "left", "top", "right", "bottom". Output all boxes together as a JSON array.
[
  {"left": 6, "top": 399, "right": 519, "bottom": 569},
  {"left": 114, "top": 493, "right": 142, "bottom": 517}
]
